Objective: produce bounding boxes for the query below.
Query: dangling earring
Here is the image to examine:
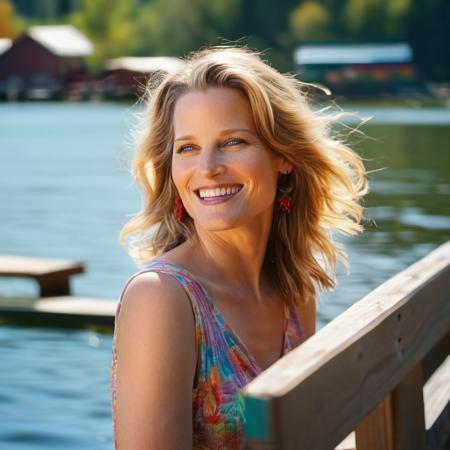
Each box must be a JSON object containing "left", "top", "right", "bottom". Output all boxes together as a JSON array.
[
  {"left": 175, "top": 196, "right": 187, "bottom": 221},
  {"left": 277, "top": 171, "right": 294, "bottom": 213}
]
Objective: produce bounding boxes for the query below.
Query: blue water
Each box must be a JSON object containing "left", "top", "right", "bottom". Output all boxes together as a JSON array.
[{"left": 1, "top": 102, "right": 449, "bottom": 449}]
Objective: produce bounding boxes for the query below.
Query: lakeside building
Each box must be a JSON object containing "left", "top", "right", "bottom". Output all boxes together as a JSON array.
[
  {"left": 101, "top": 57, "right": 185, "bottom": 98},
  {"left": 0, "top": 25, "right": 93, "bottom": 100},
  {"left": 0, "top": 38, "right": 12, "bottom": 55},
  {"left": 294, "top": 42, "right": 424, "bottom": 97}
]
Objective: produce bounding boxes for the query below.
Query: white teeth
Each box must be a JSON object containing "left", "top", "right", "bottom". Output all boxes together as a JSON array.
[{"left": 198, "top": 186, "right": 241, "bottom": 198}]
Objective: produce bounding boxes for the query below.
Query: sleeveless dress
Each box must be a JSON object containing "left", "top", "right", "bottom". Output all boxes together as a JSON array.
[{"left": 110, "top": 258, "right": 306, "bottom": 449}]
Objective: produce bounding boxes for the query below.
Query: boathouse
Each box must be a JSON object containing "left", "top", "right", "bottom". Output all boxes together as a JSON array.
[
  {"left": 0, "top": 25, "right": 93, "bottom": 100},
  {"left": 0, "top": 38, "right": 12, "bottom": 55},
  {"left": 101, "top": 56, "right": 184, "bottom": 98},
  {"left": 294, "top": 42, "right": 423, "bottom": 96}
]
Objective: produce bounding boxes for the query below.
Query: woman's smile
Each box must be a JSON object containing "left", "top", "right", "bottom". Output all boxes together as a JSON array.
[{"left": 195, "top": 184, "right": 243, "bottom": 204}]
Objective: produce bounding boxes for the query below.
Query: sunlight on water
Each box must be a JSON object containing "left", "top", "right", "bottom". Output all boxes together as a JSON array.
[{"left": 0, "top": 102, "right": 449, "bottom": 449}]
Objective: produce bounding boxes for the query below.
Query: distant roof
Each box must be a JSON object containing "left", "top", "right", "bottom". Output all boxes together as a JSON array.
[
  {"left": 27, "top": 25, "right": 93, "bottom": 57},
  {"left": 104, "top": 57, "right": 184, "bottom": 74},
  {"left": 0, "top": 38, "right": 12, "bottom": 54},
  {"left": 295, "top": 43, "right": 413, "bottom": 65}
]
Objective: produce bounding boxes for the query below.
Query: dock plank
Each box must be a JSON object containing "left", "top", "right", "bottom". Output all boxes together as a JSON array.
[
  {"left": 0, "top": 254, "right": 84, "bottom": 277},
  {"left": 0, "top": 254, "right": 85, "bottom": 296},
  {"left": 0, "top": 296, "right": 117, "bottom": 327}
]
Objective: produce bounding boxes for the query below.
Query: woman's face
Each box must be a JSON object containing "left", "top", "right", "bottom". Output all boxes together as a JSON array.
[{"left": 171, "top": 87, "right": 291, "bottom": 232}]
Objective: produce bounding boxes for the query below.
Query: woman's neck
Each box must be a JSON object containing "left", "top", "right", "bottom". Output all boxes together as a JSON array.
[{"left": 178, "top": 216, "right": 273, "bottom": 303}]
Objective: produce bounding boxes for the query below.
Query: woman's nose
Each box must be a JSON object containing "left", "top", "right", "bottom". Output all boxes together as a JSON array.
[{"left": 198, "top": 146, "right": 225, "bottom": 176}]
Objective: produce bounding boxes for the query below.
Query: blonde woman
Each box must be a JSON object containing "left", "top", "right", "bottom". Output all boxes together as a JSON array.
[{"left": 111, "top": 46, "right": 368, "bottom": 449}]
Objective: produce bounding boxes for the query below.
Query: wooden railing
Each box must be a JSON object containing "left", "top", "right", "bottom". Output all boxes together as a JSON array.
[{"left": 243, "top": 241, "right": 450, "bottom": 450}]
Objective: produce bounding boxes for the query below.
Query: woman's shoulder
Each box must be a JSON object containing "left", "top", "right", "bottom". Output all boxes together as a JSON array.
[
  {"left": 117, "top": 266, "right": 192, "bottom": 323},
  {"left": 114, "top": 267, "right": 197, "bottom": 378}
]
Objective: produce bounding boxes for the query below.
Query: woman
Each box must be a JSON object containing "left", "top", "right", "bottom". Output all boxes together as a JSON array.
[{"left": 110, "top": 46, "right": 368, "bottom": 449}]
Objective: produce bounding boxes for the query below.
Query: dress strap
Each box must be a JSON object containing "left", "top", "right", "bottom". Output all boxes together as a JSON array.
[{"left": 284, "top": 303, "right": 306, "bottom": 351}]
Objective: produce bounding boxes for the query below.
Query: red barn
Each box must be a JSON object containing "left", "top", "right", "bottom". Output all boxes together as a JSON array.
[{"left": 0, "top": 25, "right": 93, "bottom": 100}]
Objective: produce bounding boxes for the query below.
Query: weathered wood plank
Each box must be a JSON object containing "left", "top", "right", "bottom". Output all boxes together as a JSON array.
[
  {"left": 390, "top": 364, "right": 427, "bottom": 450},
  {"left": 0, "top": 296, "right": 117, "bottom": 327},
  {"left": 0, "top": 254, "right": 84, "bottom": 296},
  {"left": 424, "top": 355, "right": 450, "bottom": 450},
  {"left": 355, "top": 394, "right": 394, "bottom": 450},
  {"left": 0, "top": 254, "right": 84, "bottom": 277},
  {"left": 244, "top": 241, "right": 450, "bottom": 450}
]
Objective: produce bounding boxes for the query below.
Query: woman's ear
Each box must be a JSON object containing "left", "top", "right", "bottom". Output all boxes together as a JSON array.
[{"left": 279, "top": 158, "right": 294, "bottom": 174}]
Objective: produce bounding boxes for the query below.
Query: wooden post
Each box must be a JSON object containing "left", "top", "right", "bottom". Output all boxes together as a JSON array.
[
  {"left": 391, "top": 364, "right": 427, "bottom": 450},
  {"left": 355, "top": 364, "right": 426, "bottom": 450},
  {"left": 37, "top": 274, "right": 71, "bottom": 297},
  {"left": 356, "top": 364, "right": 426, "bottom": 450},
  {"left": 355, "top": 394, "right": 395, "bottom": 450}
]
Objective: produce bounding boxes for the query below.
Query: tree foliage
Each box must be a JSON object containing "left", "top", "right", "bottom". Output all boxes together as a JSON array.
[
  {"left": 290, "top": 1, "right": 331, "bottom": 41},
  {"left": 133, "top": 0, "right": 241, "bottom": 57},
  {"left": 69, "top": 0, "right": 136, "bottom": 71},
  {"left": 0, "top": 0, "right": 21, "bottom": 38},
  {"left": 9, "top": 0, "right": 450, "bottom": 80}
]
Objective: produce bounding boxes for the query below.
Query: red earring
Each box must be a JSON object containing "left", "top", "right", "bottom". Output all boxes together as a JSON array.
[
  {"left": 175, "top": 196, "right": 187, "bottom": 221},
  {"left": 277, "top": 171, "right": 294, "bottom": 213}
]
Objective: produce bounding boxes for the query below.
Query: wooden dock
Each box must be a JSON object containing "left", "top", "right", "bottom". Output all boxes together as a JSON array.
[
  {"left": 0, "top": 254, "right": 116, "bottom": 329},
  {"left": 0, "top": 295, "right": 116, "bottom": 328},
  {"left": 243, "top": 240, "right": 450, "bottom": 450},
  {"left": 0, "top": 254, "right": 84, "bottom": 296}
]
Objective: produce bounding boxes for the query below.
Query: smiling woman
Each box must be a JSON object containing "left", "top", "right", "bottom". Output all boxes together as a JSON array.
[
  {"left": 172, "top": 87, "right": 290, "bottom": 233},
  {"left": 111, "top": 46, "right": 369, "bottom": 450}
]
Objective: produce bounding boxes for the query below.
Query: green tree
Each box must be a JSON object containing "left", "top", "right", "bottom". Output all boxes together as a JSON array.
[
  {"left": 290, "top": 1, "right": 331, "bottom": 42},
  {"left": 406, "top": 0, "right": 450, "bottom": 81},
  {"left": 342, "top": 0, "right": 410, "bottom": 39},
  {"left": 133, "top": 0, "right": 241, "bottom": 57},
  {"left": 0, "top": 0, "right": 20, "bottom": 38},
  {"left": 69, "top": 0, "right": 136, "bottom": 71}
]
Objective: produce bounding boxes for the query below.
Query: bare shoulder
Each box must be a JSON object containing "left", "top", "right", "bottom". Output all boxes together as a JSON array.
[
  {"left": 118, "top": 269, "right": 193, "bottom": 317},
  {"left": 116, "top": 270, "right": 196, "bottom": 346},
  {"left": 115, "top": 270, "right": 197, "bottom": 376},
  {"left": 296, "top": 296, "right": 316, "bottom": 339},
  {"left": 113, "top": 271, "right": 196, "bottom": 449}
]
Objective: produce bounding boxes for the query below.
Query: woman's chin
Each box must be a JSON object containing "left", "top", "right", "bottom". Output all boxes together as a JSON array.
[{"left": 192, "top": 214, "right": 243, "bottom": 232}]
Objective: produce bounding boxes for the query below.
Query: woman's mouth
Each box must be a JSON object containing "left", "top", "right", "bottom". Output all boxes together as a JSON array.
[{"left": 195, "top": 184, "right": 243, "bottom": 205}]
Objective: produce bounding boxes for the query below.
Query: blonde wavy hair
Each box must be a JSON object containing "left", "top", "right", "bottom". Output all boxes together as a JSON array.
[{"left": 121, "top": 46, "right": 369, "bottom": 307}]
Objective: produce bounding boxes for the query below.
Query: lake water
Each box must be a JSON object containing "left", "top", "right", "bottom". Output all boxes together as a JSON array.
[{"left": 1, "top": 102, "right": 449, "bottom": 449}]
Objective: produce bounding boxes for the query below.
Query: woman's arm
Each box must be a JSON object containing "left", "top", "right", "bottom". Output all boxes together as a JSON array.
[{"left": 114, "top": 272, "right": 197, "bottom": 450}]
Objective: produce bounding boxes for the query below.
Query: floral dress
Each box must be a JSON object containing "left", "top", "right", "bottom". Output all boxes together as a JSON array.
[{"left": 110, "top": 258, "right": 306, "bottom": 449}]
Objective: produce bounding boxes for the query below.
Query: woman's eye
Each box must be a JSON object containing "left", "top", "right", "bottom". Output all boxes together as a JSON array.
[
  {"left": 223, "top": 139, "right": 245, "bottom": 147},
  {"left": 177, "top": 144, "right": 195, "bottom": 154}
]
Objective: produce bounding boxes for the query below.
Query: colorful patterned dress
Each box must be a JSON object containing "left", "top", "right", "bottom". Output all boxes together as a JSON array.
[{"left": 110, "top": 258, "right": 306, "bottom": 449}]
